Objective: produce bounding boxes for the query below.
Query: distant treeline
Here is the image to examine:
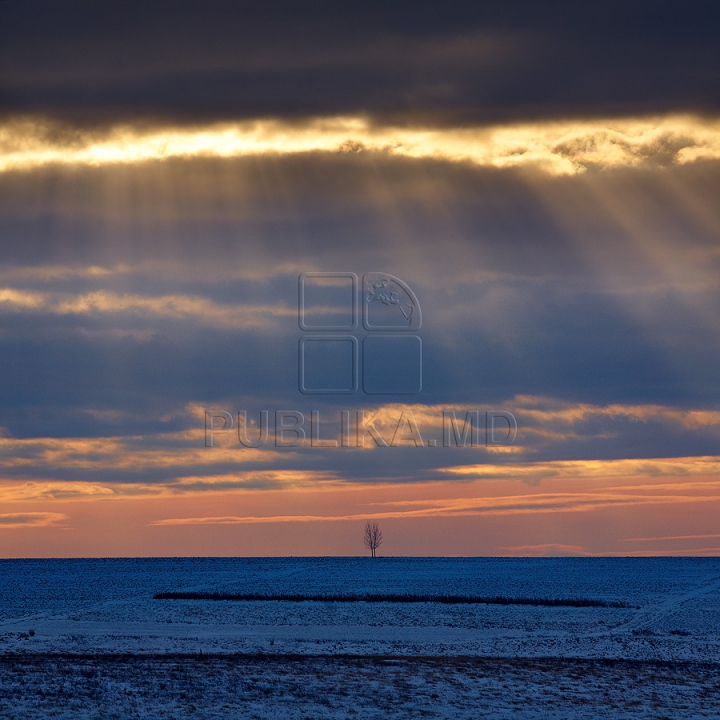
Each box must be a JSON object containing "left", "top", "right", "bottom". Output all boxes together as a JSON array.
[{"left": 153, "top": 591, "right": 630, "bottom": 608}]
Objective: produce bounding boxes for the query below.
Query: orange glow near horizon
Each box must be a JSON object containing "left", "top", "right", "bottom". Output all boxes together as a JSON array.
[{"left": 3, "top": 471, "right": 720, "bottom": 558}]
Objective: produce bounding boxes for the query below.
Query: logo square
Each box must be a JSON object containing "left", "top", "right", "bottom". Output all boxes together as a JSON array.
[
  {"left": 299, "top": 272, "right": 358, "bottom": 330},
  {"left": 362, "top": 335, "right": 422, "bottom": 395},
  {"left": 299, "top": 336, "right": 358, "bottom": 394}
]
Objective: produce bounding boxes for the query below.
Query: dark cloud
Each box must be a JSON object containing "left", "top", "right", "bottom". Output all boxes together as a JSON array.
[
  {"left": 1, "top": 3, "right": 719, "bottom": 495},
  {"left": 1, "top": 156, "right": 719, "bottom": 451},
  {"left": 1, "top": 0, "right": 719, "bottom": 123}
]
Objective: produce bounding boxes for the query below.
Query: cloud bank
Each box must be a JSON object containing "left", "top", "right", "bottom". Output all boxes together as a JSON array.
[{"left": 2, "top": 115, "right": 720, "bottom": 176}]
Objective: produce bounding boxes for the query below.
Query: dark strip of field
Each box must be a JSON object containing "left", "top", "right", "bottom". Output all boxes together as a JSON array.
[
  {"left": 153, "top": 591, "right": 631, "bottom": 608},
  {"left": 0, "top": 653, "right": 714, "bottom": 720},
  {"left": 0, "top": 652, "right": 717, "bottom": 669}
]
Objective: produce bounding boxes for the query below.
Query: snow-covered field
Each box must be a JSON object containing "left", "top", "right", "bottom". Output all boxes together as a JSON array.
[{"left": 1, "top": 558, "right": 719, "bottom": 717}]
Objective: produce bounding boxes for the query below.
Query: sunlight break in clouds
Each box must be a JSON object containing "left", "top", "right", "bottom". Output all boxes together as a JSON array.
[{"left": 2, "top": 114, "right": 720, "bottom": 175}]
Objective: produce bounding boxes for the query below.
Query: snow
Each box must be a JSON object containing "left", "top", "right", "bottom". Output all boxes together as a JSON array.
[{"left": 1, "top": 557, "right": 719, "bottom": 717}]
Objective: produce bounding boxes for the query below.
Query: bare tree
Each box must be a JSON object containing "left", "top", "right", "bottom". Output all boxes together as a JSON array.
[{"left": 363, "top": 521, "right": 383, "bottom": 558}]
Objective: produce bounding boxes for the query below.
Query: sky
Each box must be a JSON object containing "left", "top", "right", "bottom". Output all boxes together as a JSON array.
[{"left": 1, "top": 0, "right": 720, "bottom": 557}]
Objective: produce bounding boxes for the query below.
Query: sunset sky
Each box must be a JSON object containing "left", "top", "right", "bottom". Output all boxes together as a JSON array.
[{"left": 1, "top": 1, "right": 719, "bottom": 557}]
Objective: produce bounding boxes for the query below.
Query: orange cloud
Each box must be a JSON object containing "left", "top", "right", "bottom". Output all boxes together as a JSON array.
[
  {"left": 0, "top": 287, "right": 293, "bottom": 329},
  {"left": 515, "top": 395, "right": 720, "bottom": 430},
  {"left": 441, "top": 456, "right": 720, "bottom": 481},
  {"left": 0, "top": 512, "right": 68, "bottom": 528},
  {"left": 495, "top": 543, "right": 590, "bottom": 556},
  {"left": 0, "top": 430, "right": 281, "bottom": 474},
  {"left": 149, "top": 477, "right": 720, "bottom": 526}
]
